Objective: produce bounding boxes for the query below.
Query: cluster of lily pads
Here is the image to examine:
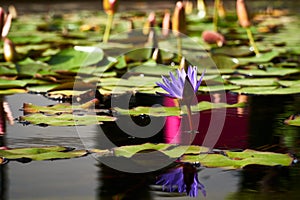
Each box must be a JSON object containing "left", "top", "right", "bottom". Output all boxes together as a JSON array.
[{"left": 0, "top": 0, "right": 298, "bottom": 171}]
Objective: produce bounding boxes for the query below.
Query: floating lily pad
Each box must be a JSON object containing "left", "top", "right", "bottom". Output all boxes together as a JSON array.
[
  {"left": 211, "top": 46, "right": 254, "bottom": 57},
  {"left": 0, "top": 146, "right": 87, "bottom": 161},
  {"left": 236, "top": 68, "right": 300, "bottom": 77},
  {"left": 115, "top": 101, "right": 244, "bottom": 117},
  {"left": 237, "top": 51, "right": 280, "bottom": 65},
  {"left": 113, "top": 143, "right": 209, "bottom": 158},
  {"left": 0, "top": 88, "right": 27, "bottom": 95},
  {"left": 0, "top": 79, "right": 28, "bottom": 89},
  {"left": 284, "top": 115, "right": 300, "bottom": 126},
  {"left": 198, "top": 85, "right": 241, "bottom": 92},
  {"left": 181, "top": 149, "right": 293, "bottom": 169},
  {"left": 228, "top": 78, "right": 278, "bottom": 86},
  {"left": 19, "top": 113, "right": 116, "bottom": 126},
  {"left": 232, "top": 86, "right": 300, "bottom": 95},
  {"left": 48, "top": 46, "right": 104, "bottom": 70}
]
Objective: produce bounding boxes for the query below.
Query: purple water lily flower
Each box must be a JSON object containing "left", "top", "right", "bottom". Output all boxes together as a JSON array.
[
  {"left": 156, "top": 66, "right": 205, "bottom": 100},
  {"left": 156, "top": 164, "right": 206, "bottom": 198}
]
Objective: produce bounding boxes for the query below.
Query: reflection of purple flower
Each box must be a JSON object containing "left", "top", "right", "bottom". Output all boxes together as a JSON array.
[
  {"left": 156, "top": 66, "right": 205, "bottom": 99},
  {"left": 156, "top": 164, "right": 206, "bottom": 197}
]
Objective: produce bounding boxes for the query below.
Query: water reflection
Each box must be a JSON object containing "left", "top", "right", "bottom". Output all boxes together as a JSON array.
[
  {"left": 155, "top": 163, "right": 206, "bottom": 197},
  {"left": 97, "top": 163, "right": 153, "bottom": 200},
  {"left": 0, "top": 137, "right": 7, "bottom": 200},
  {"left": 165, "top": 93, "right": 249, "bottom": 149}
]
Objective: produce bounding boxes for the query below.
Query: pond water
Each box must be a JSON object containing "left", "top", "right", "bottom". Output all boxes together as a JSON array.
[{"left": 1, "top": 92, "right": 299, "bottom": 199}]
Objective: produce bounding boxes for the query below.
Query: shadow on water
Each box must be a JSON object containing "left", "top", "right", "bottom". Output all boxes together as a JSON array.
[{"left": 93, "top": 91, "right": 300, "bottom": 199}]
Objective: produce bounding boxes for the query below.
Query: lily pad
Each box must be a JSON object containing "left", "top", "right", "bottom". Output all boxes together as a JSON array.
[
  {"left": 236, "top": 68, "right": 300, "bottom": 77},
  {"left": 0, "top": 146, "right": 87, "bottom": 161},
  {"left": 48, "top": 46, "right": 104, "bottom": 70},
  {"left": 198, "top": 85, "right": 241, "bottom": 92},
  {"left": 284, "top": 115, "right": 300, "bottom": 126},
  {"left": 113, "top": 143, "right": 209, "bottom": 158},
  {"left": 114, "top": 101, "right": 244, "bottom": 117},
  {"left": 0, "top": 79, "right": 28, "bottom": 89},
  {"left": 231, "top": 86, "right": 300, "bottom": 95},
  {"left": 237, "top": 51, "right": 280, "bottom": 65},
  {"left": 181, "top": 149, "right": 293, "bottom": 169},
  {"left": 211, "top": 46, "right": 254, "bottom": 57},
  {"left": 19, "top": 113, "right": 116, "bottom": 126},
  {"left": 228, "top": 78, "right": 279, "bottom": 86}
]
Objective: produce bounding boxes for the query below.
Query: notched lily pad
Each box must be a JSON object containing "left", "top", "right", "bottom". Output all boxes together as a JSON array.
[
  {"left": 284, "top": 115, "right": 300, "bottom": 126},
  {"left": 113, "top": 143, "right": 209, "bottom": 158},
  {"left": 0, "top": 146, "right": 88, "bottom": 162},
  {"left": 19, "top": 113, "right": 116, "bottom": 126},
  {"left": 115, "top": 101, "right": 244, "bottom": 117},
  {"left": 181, "top": 149, "right": 294, "bottom": 169},
  {"left": 228, "top": 78, "right": 278, "bottom": 86}
]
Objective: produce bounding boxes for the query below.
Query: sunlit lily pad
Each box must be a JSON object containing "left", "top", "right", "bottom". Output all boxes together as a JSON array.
[
  {"left": 113, "top": 143, "right": 209, "bottom": 158},
  {"left": 232, "top": 86, "right": 300, "bottom": 95},
  {"left": 228, "top": 78, "right": 278, "bottom": 86},
  {"left": 198, "top": 85, "right": 241, "bottom": 92},
  {"left": 115, "top": 101, "right": 244, "bottom": 117},
  {"left": 237, "top": 51, "right": 280, "bottom": 64},
  {"left": 48, "top": 46, "right": 104, "bottom": 70},
  {"left": 211, "top": 46, "right": 253, "bottom": 57},
  {"left": 181, "top": 149, "right": 293, "bottom": 169},
  {"left": 0, "top": 88, "right": 27, "bottom": 95},
  {"left": 19, "top": 113, "right": 116, "bottom": 126},
  {"left": 0, "top": 146, "right": 87, "bottom": 161},
  {"left": 236, "top": 68, "right": 300, "bottom": 77},
  {"left": 284, "top": 115, "right": 300, "bottom": 126},
  {"left": 0, "top": 79, "right": 27, "bottom": 89}
]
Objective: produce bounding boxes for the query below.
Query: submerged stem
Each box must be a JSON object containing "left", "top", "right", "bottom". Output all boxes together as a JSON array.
[
  {"left": 246, "top": 27, "right": 260, "bottom": 56},
  {"left": 103, "top": 13, "right": 114, "bottom": 43}
]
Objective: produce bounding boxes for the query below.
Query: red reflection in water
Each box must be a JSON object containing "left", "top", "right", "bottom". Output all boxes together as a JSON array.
[{"left": 164, "top": 93, "right": 249, "bottom": 149}]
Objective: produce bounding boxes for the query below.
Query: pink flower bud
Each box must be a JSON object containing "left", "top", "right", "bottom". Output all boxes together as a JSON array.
[
  {"left": 236, "top": 0, "right": 251, "bottom": 28},
  {"left": 202, "top": 30, "right": 225, "bottom": 47},
  {"left": 172, "top": 1, "right": 186, "bottom": 36}
]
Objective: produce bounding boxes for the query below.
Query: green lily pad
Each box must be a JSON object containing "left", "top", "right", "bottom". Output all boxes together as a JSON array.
[
  {"left": 113, "top": 143, "right": 209, "bottom": 158},
  {"left": 198, "top": 85, "right": 241, "bottom": 92},
  {"left": 232, "top": 86, "right": 300, "bottom": 95},
  {"left": 278, "top": 80, "right": 300, "bottom": 87},
  {"left": 27, "top": 84, "right": 61, "bottom": 93},
  {"left": 228, "top": 78, "right": 279, "bottom": 86},
  {"left": 237, "top": 51, "right": 280, "bottom": 64},
  {"left": 0, "top": 146, "right": 87, "bottom": 161},
  {"left": 181, "top": 149, "right": 293, "bottom": 169},
  {"left": 0, "top": 79, "right": 27, "bottom": 89},
  {"left": 115, "top": 101, "right": 245, "bottom": 117},
  {"left": 211, "top": 55, "right": 239, "bottom": 69},
  {"left": 284, "top": 115, "right": 300, "bottom": 126},
  {"left": 211, "top": 46, "right": 253, "bottom": 57},
  {"left": 48, "top": 46, "right": 104, "bottom": 70},
  {"left": 19, "top": 113, "right": 116, "bottom": 126},
  {"left": 23, "top": 103, "right": 74, "bottom": 115},
  {"left": 0, "top": 88, "right": 27, "bottom": 95},
  {"left": 236, "top": 68, "right": 300, "bottom": 77},
  {"left": 128, "top": 60, "right": 175, "bottom": 76}
]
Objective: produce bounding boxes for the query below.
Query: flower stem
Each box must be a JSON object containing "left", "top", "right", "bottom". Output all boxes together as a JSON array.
[
  {"left": 177, "top": 36, "right": 182, "bottom": 61},
  {"left": 213, "top": 0, "right": 220, "bottom": 32},
  {"left": 246, "top": 27, "right": 260, "bottom": 56},
  {"left": 186, "top": 105, "right": 195, "bottom": 144},
  {"left": 186, "top": 105, "right": 194, "bottom": 132},
  {"left": 103, "top": 13, "right": 114, "bottom": 43}
]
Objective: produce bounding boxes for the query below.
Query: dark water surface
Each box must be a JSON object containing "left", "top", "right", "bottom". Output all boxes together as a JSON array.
[{"left": 1, "top": 92, "right": 299, "bottom": 199}]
